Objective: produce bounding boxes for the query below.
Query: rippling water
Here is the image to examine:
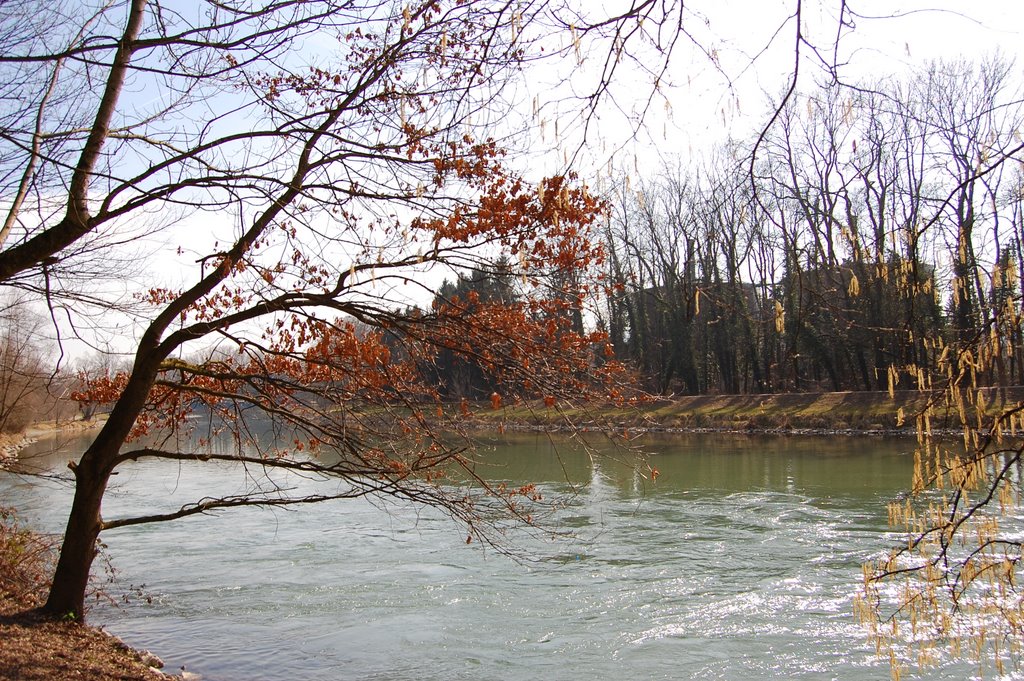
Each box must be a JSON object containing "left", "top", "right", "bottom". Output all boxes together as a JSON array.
[{"left": 0, "top": 432, "right": 1006, "bottom": 679}]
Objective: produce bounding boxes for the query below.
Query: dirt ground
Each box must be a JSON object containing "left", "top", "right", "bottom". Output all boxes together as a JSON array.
[{"left": 0, "top": 593, "right": 174, "bottom": 681}]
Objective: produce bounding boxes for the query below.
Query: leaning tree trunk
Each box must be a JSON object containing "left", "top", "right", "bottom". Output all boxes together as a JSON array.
[
  {"left": 41, "top": 359, "right": 158, "bottom": 621},
  {"left": 42, "top": 451, "right": 112, "bottom": 620}
]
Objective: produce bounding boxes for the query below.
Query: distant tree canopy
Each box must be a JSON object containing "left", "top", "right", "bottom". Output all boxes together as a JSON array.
[
  {"left": 0, "top": 295, "right": 82, "bottom": 433},
  {"left": 601, "top": 57, "right": 1024, "bottom": 396},
  {"left": 418, "top": 264, "right": 518, "bottom": 400}
]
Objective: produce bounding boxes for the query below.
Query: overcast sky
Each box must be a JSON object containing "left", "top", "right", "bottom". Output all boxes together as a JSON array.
[{"left": 559, "top": 1, "right": 1024, "bottom": 174}]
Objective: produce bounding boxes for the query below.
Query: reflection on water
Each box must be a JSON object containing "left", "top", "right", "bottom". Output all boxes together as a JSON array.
[{"left": 0, "top": 431, "right": 987, "bottom": 680}]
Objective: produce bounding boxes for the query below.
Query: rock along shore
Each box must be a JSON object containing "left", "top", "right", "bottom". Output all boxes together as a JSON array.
[{"left": 0, "top": 416, "right": 107, "bottom": 469}]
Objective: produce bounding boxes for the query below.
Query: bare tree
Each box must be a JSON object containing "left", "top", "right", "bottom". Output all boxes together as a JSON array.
[{"left": 0, "top": 296, "right": 52, "bottom": 433}]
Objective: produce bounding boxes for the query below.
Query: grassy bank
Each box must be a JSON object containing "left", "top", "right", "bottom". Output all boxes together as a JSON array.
[{"left": 475, "top": 387, "right": 1024, "bottom": 435}]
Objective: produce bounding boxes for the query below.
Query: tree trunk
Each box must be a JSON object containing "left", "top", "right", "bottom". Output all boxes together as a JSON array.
[{"left": 42, "top": 452, "right": 112, "bottom": 621}]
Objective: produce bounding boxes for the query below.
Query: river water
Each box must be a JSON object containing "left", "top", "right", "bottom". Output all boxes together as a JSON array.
[{"left": 0, "top": 431, "right": 1006, "bottom": 680}]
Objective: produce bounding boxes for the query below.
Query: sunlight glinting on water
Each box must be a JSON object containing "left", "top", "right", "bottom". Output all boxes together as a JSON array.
[{"left": 3, "top": 432, "right": 1017, "bottom": 680}]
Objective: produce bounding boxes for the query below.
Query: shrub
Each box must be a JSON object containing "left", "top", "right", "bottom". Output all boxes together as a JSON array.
[{"left": 0, "top": 506, "right": 55, "bottom": 609}]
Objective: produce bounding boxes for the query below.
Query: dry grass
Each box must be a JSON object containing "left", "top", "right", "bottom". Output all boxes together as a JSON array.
[
  {"left": 0, "top": 507, "right": 56, "bottom": 608},
  {"left": 476, "top": 387, "right": 1024, "bottom": 434}
]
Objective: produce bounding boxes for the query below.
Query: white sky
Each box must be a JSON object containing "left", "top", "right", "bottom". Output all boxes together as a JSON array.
[
  {"left": 552, "top": 1, "right": 1024, "bottom": 176},
  {"left": 37, "top": 1, "right": 1024, "bottom": 363}
]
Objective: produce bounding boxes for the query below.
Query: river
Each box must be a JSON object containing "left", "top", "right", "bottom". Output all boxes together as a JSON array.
[{"left": 0, "top": 431, "right": 1003, "bottom": 679}]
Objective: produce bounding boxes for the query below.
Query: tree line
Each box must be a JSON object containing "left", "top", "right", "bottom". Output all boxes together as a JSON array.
[
  {"left": 597, "top": 56, "right": 1024, "bottom": 396},
  {"left": 0, "top": 297, "right": 81, "bottom": 435},
  {"left": 12, "top": 56, "right": 1024, "bottom": 424}
]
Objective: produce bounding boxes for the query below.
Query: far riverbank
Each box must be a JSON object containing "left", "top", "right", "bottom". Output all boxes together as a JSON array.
[
  {"left": 0, "top": 416, "right": 107, "bottom": 467},
  {"left": 4, "top": 387, "right": 1017, "bottom": 463},
  {"left": 472, "top": 387, "right": 1024, "bottom": 437}
]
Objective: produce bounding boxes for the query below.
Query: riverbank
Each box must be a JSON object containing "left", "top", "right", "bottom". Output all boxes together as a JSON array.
[
  {"left": 0, "top": 508, "right": 177, "bottom": 681},
  {"left": 0, "top": 605, "right": 173, "bottom": 681},
  {"left": 0, "top": 416, "right": 106, "bottom": 467},
  {"left": 0, "top": 414, "right": 177, "bottom": 680},
  {"left": 475, "top": 387, "right": 1024, "bottom": 436}
]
